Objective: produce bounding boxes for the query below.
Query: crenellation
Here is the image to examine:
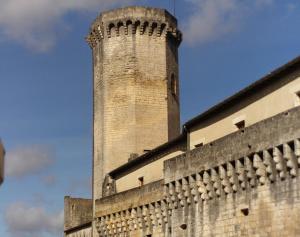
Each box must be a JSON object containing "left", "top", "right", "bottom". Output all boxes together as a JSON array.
[
  {"left": 87, "top": 17, "right": 181, "bottom": 49},
  {"left": 65, "top": 5, "right": 300, "bottom": 237},
  {"left": 90, "top": 107, "right": 300, "bottom": 236}
]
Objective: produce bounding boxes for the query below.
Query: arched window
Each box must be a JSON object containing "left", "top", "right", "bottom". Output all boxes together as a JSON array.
[{"left": 171, "top": 74, "right": 177, "bottom": 96}]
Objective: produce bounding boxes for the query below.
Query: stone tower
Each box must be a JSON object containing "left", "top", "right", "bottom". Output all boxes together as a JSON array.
[{"left": 86, "top": 6, "right": 182, "bottom": 203}]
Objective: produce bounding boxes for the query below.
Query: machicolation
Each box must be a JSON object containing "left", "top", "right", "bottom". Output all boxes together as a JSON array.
[{"left": 86, "top": 7, "right": 182, "bottom": 48}]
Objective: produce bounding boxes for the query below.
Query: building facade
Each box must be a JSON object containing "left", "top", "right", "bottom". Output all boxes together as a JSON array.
[{"left": 64, "top": 6, "right": 300, "bottom": 237}]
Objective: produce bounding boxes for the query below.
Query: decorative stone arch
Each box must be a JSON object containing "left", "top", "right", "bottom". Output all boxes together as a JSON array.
[
  {"left": 126, "top": 20, "right": 133, "bottom": 34},
  {"left": 107, "top": 22, "right": 116, "bottom": 37},
  {"left": 160, "top": 23, "right": 167, "bottom": 36},
  {"left": 133, "top": 20, "right": 141, "bottom": 34},
  {"left": 141, "top": 21, "right": 149, "bottom": 35},
  {"left": 150, "top": 22, "right": 158, "bottom": 36},
  {"left": 116, "top": 21, "right": 124, "bottom": 36}
]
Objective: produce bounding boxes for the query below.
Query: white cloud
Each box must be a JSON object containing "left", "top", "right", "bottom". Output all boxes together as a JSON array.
[
  {"left": 4, "top": 202, "right": 63, "bottom": 237},
  {"left": 0, "top": 0, "right": 134, "bottom": 52},
  {"left": 182, "top": 0, "right": 274, "bottom": 45},
  {"left": 0, "top": 0, "right": 282, "bottom": 50},
  {"left": 6, "top": 145, "right": 54, "bottom": 178}
]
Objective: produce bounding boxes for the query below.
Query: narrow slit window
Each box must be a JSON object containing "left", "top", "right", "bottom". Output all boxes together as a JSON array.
[{"left": 171, "top": 74, "right": 177, "bottom": 96}]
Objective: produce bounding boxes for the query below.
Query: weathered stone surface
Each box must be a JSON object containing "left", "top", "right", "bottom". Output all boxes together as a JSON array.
[
  {"left": 63, "top": 5, "right": 300, "bottom": 237},
  {"left": 94, "top": 106, "right": 300, "bottom": 236},
  {"left": 64, "top": 196, "right": 93, "bottom": 232},
  {"left": 165, "top": 106, "right": 300, "bottom": 183},
  {"left": 88, "top": 6, "right": 182, "bottom": 202}
]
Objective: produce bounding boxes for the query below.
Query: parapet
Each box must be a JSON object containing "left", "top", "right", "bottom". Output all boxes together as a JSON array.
[
  {"left": 86, "top": 6, "right": 182, "bottom": 48},
  {"left": 64, "top": 196, "right": 93, "bottom": 232},
  {"left": 94, "top": 106, "right": 300, "bottom": 236}
]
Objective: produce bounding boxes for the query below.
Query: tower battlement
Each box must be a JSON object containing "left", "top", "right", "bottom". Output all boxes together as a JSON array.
[
  {"left": 86, "top": 6, "right": 182, "bottom": 48},
  {"left": 89, "top": 6, "right": 181, "bottom": 205}
]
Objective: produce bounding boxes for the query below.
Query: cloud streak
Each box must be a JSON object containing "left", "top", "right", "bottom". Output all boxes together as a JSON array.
[
  {"left": 0, "top": 0, "right": 133, "bottom": 52},
  {"left": 182, "top": 0, "right": 274, "bottom": 45},
  {"left": 0, "top": 0, "right": 290, "bottom": 50},
  {"left": 4, "top": 202, "right": 63, "bottom": 237},
  {"left": 5, "top": 145, "right": 54, "bottom": 178}
]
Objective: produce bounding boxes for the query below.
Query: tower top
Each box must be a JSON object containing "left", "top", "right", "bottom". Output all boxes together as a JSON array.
[
  {"left": 86, "top": 6, "right": 182, "bottom": 48},
  {"left": 98, "top": 6, "right": 177, "bottom": 24}
]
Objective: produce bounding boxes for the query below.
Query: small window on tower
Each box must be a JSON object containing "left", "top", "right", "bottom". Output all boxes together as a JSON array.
[{"left": 171, "top": 74, "right": 177, "bottom": 96}]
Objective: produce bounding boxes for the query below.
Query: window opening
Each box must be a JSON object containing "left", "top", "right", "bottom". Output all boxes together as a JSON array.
[
  {"left": 171, "top": 74, "right": 177, "bottom": 96},
  {"left": 234, "top": 120, "right": 245, "bottom": 130},
  {"left": 138, "top": 176, "right": 144, "bottom": 186},
  {"left": 195, "top": 142, "right": 204, "bottom": 148},
  {"left": 296, "top": 91, "right": 300, "bottom": 106}
]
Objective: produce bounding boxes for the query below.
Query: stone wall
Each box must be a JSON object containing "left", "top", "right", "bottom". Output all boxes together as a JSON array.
[
  {"left": 87, "top": 6, "right": 182, "bottom": 202},
  {"left": 95, "top": 180, "right": 167, "bottom": 236},
  {"left": 189, "top": 71, "right": 300, "bottom": 149},
  {"left": 94, "top": 106, "right": 300, "bottom": 236},
  {"left": 64, "top": 196, "right": 93, "bottom": 233},
  {"left": 113, "top": 136, "right": 186, "bottom": 193},
  {"left": 65, "top": 226, "right": 92, "bottom": 237},
  {"left": 164, "top": 106, "right": 300, "bottom": 237}
]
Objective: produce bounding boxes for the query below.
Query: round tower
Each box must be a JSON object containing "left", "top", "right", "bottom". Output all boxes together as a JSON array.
[{"left": 87, "top": 6, "right": 182, "bottom": 201}]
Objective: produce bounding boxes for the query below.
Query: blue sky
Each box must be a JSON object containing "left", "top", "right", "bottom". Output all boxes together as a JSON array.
[{"left": 0, "top": 0, "right": 300, "bottom": 236}]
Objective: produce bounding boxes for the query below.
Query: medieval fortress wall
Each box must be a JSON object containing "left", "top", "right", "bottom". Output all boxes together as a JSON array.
[
  {"left": 94, "top": 106, "right": 300, "bottom": 237},
  {"left": 112, "top": 72, "right": 300, "bottom": 194},
  {"left": 64, "top": 6, "right": 300, "bottom": 237},
  {"left": 189, "top": 70, "right": 300, "bottom": 149}
]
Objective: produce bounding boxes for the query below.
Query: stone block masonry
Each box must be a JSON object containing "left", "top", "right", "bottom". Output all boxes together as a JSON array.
[
  {"left": 86, "top": 7, "right": 182, "bottom": 236},
  {"left": 86, "top": 6, "right": 182, "bottom": 203},
  {"left": 95, "top": 106, "right": 300, "bottom": 237},
  {"left": 64, "top": 197, "right": 92, "bottom": 233},
  {"left": 64, "top": 5, "right": 300, "bottom": 237}
]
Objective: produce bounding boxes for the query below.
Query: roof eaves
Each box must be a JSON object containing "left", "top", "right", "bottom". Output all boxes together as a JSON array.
[
  {"left": 184, "top": 55, "right": 300, "bottom": 129},
  {"left": 109, "top": 133, "right": 186, "bottom": 179}
]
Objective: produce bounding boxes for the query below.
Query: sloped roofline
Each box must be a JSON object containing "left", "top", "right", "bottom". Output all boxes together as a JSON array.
[
  {"left": 109, "top": 55, "right": 300, "bottom": 179},
  {"left": 184, "top": 55, "right": 300, "bottom": 129}
]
